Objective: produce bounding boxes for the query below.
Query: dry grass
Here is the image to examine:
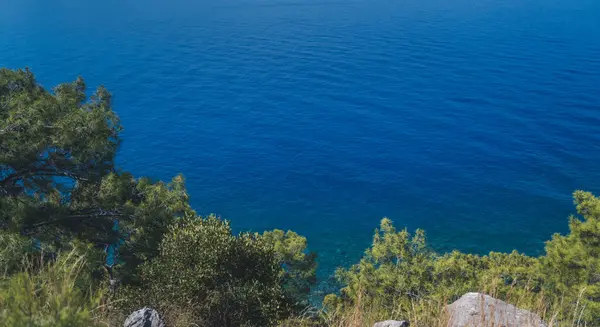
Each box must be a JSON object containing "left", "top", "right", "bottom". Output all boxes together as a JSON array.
[
  {"left": 0, "top": 250, "right": 104, "bottom": 327},
  {"left": 92, "top": 288, "right": 591, "bottom": 327},
  {"left": 320, "top": 280, "right": 590, "bottom": 327},
  {"left": 4, "top": 252, "right": 586, "bottom": 327}
]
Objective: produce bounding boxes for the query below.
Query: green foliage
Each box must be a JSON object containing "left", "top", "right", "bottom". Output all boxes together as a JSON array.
[
  {"left": 541, "top": 190, "right": 600, "bottom": 323},
  {"left": 480, "top": 251, "right": 543, "bottom": 301},
  {"left": 0, "top": 250, "right": 103, "bottom": 327},
  {"left": 431, "top": 250, "right": 485, "bottom": 300},
  {"left": 0, "top": 67, "right": 121, "bottom": 242},
  {"left": 326, "top": 192, "right": 600, "bottom": 325},
  {"left": 326, "top": 218, "right": 547, "bottom": 323},
  {"left": 262, "top": 229, "right": 318, "bottom": 311},
  {"left": 327, "top": 218, "right": 440, "bottom": 321},
  {"left": 0, "top": 68, "right": 120, "bottom": 197},
  {"left": 0, "top": 232, "right": 33, "bottom": 276},
  {"left": 91, "top": 173, "right": 195, "bottom": 283},
  {"left": 121, "top": 215, "right": 288, "bottom": 327},
  {"left": 0, "top": 68, "right": 193, "bottom": 283}
]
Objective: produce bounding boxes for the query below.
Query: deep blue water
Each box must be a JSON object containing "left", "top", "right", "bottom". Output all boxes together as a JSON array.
[{"left": 1, "top": 0, "right": 600, "bottom": 276}]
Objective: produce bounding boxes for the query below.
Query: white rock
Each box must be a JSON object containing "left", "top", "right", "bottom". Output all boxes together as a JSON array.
[
  {"left": 373, "top": 320, "right": 409, "bottom": 327},
  {"left": 446, "top": 292, "right": 547, "bottom": 327},
  {"left": 124, "top": 307, "right": 165, "bottom": 327}
]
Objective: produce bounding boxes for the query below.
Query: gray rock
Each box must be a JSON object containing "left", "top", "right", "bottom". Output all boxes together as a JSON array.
[
  {"left": 124, "top": 307, "right": 165, "bottom": 327},
  {"left": 373, "top": 320, "right": 409, "bottom": 327},
  {"left": 446, "top": 292, "right": 547, "bottom": 327}
]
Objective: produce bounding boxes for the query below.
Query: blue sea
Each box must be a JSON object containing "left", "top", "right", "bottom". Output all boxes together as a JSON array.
[{"left": 1, "top": 0, "right": 600, "bottom": 277}]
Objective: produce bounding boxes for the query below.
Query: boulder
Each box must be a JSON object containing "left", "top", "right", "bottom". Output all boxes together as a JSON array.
[
  {"left": 373, "top": 320, "right": 409, "bottom": 327},
  {"left": 124, "top": 307, "right": 165, "bottom": 327},
  {"left": 446, "top": 292, "right": 547, "bottom": 327}
]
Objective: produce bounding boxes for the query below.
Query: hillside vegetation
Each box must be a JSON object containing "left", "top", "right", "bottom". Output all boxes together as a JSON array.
[{"left": 1, "top": 68, "right": 599, "bottom": 326}]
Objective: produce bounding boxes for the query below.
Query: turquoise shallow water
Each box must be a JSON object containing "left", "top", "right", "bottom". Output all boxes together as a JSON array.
[{"left": 1, "top": 0, "right": 600, "bottom": 276}]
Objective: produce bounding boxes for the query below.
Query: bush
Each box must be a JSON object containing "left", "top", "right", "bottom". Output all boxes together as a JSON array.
[
  {"left": 324, "top": 191, "right": 600, "bottom": 326},
  {"left": 326, "top": 218, "right": 440, "bottom": 321},
  {"left": 120, "top": 215, "right": 288, "bottom": 327},
  {"left": 262, "top": 229, "right": 318, "bottom": 312},
  {"left": 541, "top": 190, "right": 600, "bottom": 324}
]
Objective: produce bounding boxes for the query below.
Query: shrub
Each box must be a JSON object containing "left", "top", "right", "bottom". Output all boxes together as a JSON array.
[
  {"left": 120, "top": 215, "right": 288, "bottom": 327},
  {"left": 326, "top": 218, "right": 439, "bottom": 321},
  {"left": 325, "top": 191, "right": 600, "bottom": 326},
  {"left": 262, "top": 229, "right": 318, "bottom": 312},
  {"left": 541, "top": 190, "right": 600, "bottom": 324}
]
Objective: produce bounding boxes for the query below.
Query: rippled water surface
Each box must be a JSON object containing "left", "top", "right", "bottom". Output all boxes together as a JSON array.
[{"left": 1, "top": 0, "right": 600, "bottom": 275}]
